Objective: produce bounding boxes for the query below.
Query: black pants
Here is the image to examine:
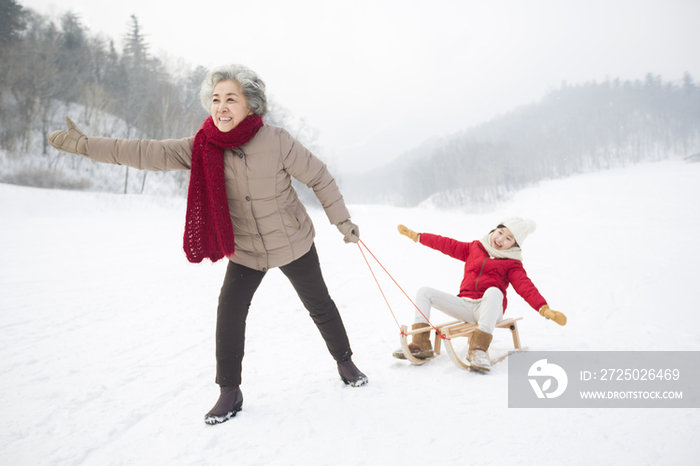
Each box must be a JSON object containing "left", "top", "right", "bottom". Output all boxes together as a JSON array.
[{"left": 215, "top": 244, "right": 352, "bottom": 386}]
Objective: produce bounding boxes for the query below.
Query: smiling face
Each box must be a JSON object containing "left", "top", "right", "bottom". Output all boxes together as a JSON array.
[
  {"left": 210, "top": 80, "right": 251, "bottom": 132},
  {"left": 490, "top": 226, "right": 517, "bottom": 250}
]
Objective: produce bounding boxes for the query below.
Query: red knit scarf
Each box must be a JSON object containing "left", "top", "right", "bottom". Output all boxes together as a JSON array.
[{"left": 184, "top": 114, "right": 264, "bottom": 263}]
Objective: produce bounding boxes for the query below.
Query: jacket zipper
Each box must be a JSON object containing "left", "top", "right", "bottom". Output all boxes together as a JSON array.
[{"left": 474, "top": 258, "right": 488, "bottom": 292}]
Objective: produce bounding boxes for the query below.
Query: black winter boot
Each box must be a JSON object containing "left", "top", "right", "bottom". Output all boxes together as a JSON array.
[
  {"left": 205, "top": 385, "right": 243, "bottom": 425},
  {"left": 337, "top": 357, "right": 368, "bottom": 387}
]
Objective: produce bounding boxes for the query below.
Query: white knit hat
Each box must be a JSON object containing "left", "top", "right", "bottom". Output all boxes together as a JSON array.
[{"left": 499, "top": 216, "right": 536, "bottom": 246}]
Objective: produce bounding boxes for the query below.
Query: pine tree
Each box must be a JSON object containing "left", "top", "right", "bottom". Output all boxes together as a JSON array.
[
  {"left": 120, "top": 15, "right": 152, "bottom": 193},
  {"left": 0, "top": 0, "right": 26, "bottom": 46}
]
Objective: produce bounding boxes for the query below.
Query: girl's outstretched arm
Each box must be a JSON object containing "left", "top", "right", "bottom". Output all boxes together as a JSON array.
[
  {"left": 509, "top": 266, "right": 567, "bottom": 325},
  {"left": 397, "top": 224, "right": 470, "bottom": 261}
]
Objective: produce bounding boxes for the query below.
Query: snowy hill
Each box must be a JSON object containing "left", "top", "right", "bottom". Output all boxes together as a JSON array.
[{"left": 1, "top": 158, "right": 699, "bottom": 465}]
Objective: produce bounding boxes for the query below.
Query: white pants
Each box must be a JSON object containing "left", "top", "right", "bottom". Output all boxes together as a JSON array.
[{"left": 414, "top": 286, "right": 504, "bottom": 334}]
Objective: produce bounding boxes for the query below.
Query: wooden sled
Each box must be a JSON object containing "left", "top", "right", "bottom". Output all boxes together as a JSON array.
[{"left": 399, "top": 317, "right": 527, "bottom": 370}]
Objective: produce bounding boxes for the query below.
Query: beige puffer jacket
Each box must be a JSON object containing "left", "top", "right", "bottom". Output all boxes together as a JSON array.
[{"left": 88, "top": 125, "right": 350, "bottom": 271}]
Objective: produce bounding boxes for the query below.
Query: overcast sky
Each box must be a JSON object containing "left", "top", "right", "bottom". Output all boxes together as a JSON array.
[{"left": 21, "top": 0, "right": 700, "bottom": 173}]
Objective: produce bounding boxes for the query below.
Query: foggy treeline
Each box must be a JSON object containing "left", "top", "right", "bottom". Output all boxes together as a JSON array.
[
  {"left": 347, "top": 74, "right": 700, "bottom": 209},
  {"left": 0, "top": 1, "right": 315, "bottom": 195},
  {"left": 0, "top": 3, "right": 209, "bottom": 152},
  {"left": 2, "top": 1, "right": 698, "bottom": 208}
]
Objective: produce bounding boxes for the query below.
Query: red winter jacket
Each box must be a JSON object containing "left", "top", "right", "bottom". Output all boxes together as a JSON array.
[{"left": 419, "top": 233, "right": 547, "bottom": 313}]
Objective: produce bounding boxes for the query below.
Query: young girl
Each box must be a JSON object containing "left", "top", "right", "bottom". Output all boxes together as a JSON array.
[{"left": 395, "top": 217, "right": 566, "bottom": 372}]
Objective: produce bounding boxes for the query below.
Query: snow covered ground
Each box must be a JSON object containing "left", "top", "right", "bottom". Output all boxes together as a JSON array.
[{"left": 1, "top": 158, "right": 699, "bottom": 465}]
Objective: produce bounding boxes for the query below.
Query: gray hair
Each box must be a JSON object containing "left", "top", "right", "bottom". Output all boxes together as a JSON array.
[{"left": 199, "top": 64, "right": 268, "bottom": 116}]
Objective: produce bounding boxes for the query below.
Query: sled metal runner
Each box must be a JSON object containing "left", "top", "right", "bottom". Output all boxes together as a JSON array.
[{"left": 399, "top": 317, "right": 527, "bottom": 370}]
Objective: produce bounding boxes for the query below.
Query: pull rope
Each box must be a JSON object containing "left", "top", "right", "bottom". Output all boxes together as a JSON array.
[{"left": 356, "top": 239, "right": 448, "bottom": 340}]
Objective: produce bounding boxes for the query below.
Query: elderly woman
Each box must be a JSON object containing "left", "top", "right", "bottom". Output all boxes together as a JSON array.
[{"left": 48, "top": 64, "right": 367, "bottom": 425}]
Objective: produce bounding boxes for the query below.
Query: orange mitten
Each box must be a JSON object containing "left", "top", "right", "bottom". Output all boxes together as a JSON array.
[
  {"left": 397, "top": 224, "right": 420, "bottom": 242},
  {"left": 539, "top": 305, "right": 567, "bottom": 326}
]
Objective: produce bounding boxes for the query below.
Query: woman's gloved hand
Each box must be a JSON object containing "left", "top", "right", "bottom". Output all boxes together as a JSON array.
[
  {"left": 48, "top": 116, "right": 88, "bottom": 156},
  {"left": 397, "top": 224, "right": 419, "bottom": 242},
  {"left": 539, "top": 305, "right": 567, "bottom": 326},
  {"left": 337, "top": 219, "right": 360, "bottom": 244}
]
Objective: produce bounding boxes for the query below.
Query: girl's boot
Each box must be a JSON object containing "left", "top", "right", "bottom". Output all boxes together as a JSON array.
[
  {"left": 393, "top": 323, "right": 435, "bottom": 359},
  {"left": 408, "top": 323, "right": 435, "bottom": 359},
  {"left": 467, "top": 329, "right": 493, "bottom": 372}
]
